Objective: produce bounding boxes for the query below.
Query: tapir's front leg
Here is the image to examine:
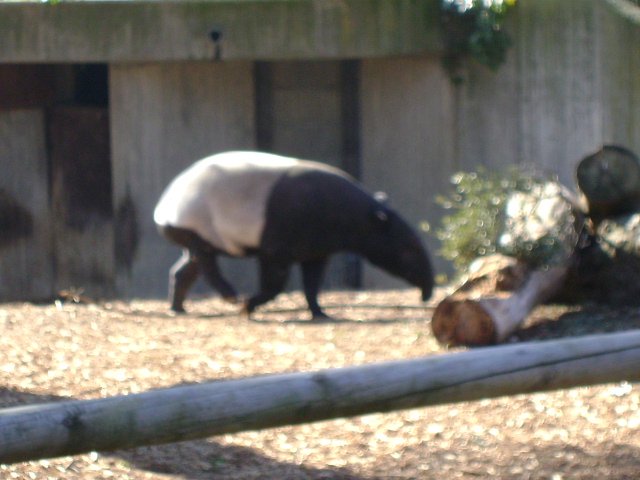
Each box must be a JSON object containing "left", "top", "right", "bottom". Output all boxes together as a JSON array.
[{"left": 301, "top": 258, "right": 329, "bottom": 320}]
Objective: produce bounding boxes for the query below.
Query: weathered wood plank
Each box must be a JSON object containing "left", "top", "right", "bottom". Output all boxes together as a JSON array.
[
  {"left": 0, "top": 110, "right": 53, "bottom": 301},
  {"left": 0, "top": 65, "right": 57, "bottom": 109},
  {"left": 49, "top": 106, "right": 115, "bottom": 298},
  {"left": 600, "top": 0, "right": 640, "bottom": 151},
  {"left": 109, "top": 62, "right": 255, "bottom": 299}
]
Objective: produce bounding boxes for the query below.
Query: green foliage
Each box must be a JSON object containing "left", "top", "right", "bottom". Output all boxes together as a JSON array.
[
  {"left": 436, "top": 167, "right": 560, "bottom": 272},
  {"left": 440, "top": 0, "right": 517, "bottom": 83},
  {"left": 498, "top": 182, "right": 581, "bottom": 269},
  {"left": 436, "top": 168, "right": 515, "bottom": 271}
]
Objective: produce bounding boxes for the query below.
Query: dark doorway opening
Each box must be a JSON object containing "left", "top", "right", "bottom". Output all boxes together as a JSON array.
[
  {"left": 47, "top": 63, "right": 112, "bottom": 230},
  {"left": 47, "top": 63, "right": 115, "bottom": 295}
]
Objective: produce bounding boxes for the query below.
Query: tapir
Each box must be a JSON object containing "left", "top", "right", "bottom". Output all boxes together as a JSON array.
[{"left": 154, "top": 151, "right": 434, "bottom": 319}]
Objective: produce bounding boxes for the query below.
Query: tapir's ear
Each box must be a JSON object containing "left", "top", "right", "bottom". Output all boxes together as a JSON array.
[{"left": 374, "top": 191, "right": 389, "bottom": 204}]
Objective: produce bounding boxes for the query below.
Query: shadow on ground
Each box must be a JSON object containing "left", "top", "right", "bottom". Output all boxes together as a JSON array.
[
  {"left": 116, "top": 441, "right": 365, "bottom": 480},
  {"left": 514, "top": 304, "right": 640, "bottom": 342},
  {"left": 0, "top": 388, "right": 365, "bottom": 479}
]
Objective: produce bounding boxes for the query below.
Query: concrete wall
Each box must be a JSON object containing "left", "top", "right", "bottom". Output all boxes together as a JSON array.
[
  {"left": 360, "top": 56, "right": 455, "bottom": 287},
  {"left": 451, "top": 0, "right": 638, "bottom": 184},
  {"left": 0, "top": 0, "right": 440, "bottom": 62},
  {"left": 601, "top": 0, "right": 640, "bottom": 151}
]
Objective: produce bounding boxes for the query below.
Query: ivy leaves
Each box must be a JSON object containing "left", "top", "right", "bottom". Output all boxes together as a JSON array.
[
  {"left": 440, "top": 0, "right": 517, "bottom": 83},
  {"left": 435, "top": 167, "right": 579, "bottom": 274}
]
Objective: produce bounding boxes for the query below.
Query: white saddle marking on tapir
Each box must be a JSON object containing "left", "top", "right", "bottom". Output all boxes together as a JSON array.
[{"left": 154, "top": 151, "right": 298, "bottom": 256}]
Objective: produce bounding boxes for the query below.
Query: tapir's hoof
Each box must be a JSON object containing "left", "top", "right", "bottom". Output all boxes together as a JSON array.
[
  {"left": 310, "top": 312, "right": 333, "bottom": 323},
  {"left": 222, "top": 296, "right": 239, "bottom": 305},
  {"left": 171, "top": 305, "right": 187, "bottom": 314},
  {"left": 240, "top": 301, "right": 253, "bottom": 320}
]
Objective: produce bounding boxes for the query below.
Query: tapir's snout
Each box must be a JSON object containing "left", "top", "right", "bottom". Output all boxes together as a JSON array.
[
  {"left": 422, "top": 283, "right": 433, "bottom": 302},
  {"left": 416, "top": 252, "right": 434, "bottom": 302}
]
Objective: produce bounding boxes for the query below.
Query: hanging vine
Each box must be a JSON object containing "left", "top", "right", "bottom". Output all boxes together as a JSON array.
[{"left": 440, "top": 0, "right": 518, "bottom": 83}]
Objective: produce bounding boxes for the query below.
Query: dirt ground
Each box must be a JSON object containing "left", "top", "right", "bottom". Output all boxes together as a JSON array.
[{"left": 1, "top": 288, "right": 640, "bottom": 479}]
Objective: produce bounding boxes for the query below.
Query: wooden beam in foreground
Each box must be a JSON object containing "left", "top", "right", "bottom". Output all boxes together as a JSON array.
[{"left": 2, "top": 329, "right": 640, "bottom": 464}]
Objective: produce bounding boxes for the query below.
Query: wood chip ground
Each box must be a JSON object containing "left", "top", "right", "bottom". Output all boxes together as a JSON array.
[{"left": 1, "top": 289, "right": 639, "bottom": 479}]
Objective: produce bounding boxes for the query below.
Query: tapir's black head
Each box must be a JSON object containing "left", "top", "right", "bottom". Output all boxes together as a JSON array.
[{"left": 360, "top": 205, "right": 434, "bottom": 301}]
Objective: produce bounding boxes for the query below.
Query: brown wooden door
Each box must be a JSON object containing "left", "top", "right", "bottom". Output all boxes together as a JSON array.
[{"left": 49, "top": 106, "right": 115, "bottom": 298}]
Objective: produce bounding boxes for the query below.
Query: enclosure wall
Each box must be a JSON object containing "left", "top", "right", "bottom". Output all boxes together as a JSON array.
[{"left": 0, "top": 0, "right": 639, "bottom": 300}]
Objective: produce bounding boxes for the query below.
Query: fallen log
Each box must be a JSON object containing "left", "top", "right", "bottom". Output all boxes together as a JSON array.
[
  {"left": 431, "top": 254, "right": 569, "bottom": 346},
  {"left": 432, "top": 181, "right": 582, "bottom": 347},
  {"left": 2, "top": 330, "right": 640, "bottom": 464},
  {"left": 576, "top": 145, "right": 640, "bottom": 224}
]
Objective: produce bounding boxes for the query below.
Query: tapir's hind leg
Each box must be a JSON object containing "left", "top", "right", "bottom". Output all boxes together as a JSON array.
[
  {"left": 301, "top": 258, "right": 329, "bottom": 320},
  {"left": 199, "top": 253, "right": 238, "bottom": 303},
  {"left": 244, "top": 258, "right": 290, "bottom": 318},
  {"left": 169, "top": 250, "right": 199, "bottom": 313}
]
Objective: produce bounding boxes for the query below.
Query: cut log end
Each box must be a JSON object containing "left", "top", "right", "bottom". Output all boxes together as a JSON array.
[
  {"left": 431, "top": 255, "right": 570, "bottom": 347},
  {"left": 432, "top": 298, "right": 497, "bottom": 347},
  {"left": 577, "top": 145, "right": 640, "bottom": 221}
]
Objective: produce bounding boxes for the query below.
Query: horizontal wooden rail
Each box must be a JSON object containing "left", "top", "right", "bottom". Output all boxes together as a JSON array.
[{"left": 2, "top": 329, "right": 640, "bottom": 464}]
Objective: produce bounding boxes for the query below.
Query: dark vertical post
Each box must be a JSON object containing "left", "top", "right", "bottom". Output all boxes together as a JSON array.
[
  {"left": 341, "top": 60, "right": 362, "bottom": 288},
  {"left": 254, "top": 61, "right": 273, "bottom": 151},
  {"left": 340, "top": 60, "right": 361, "bottom": 180}
]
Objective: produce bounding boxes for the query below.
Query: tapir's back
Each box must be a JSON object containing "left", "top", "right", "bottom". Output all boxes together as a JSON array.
[
  {"left": 153, "top": 151, "right": 297, "bottom": 256},
  {"left": 259, "top": 161, "right": 378, "bottom": 260}
]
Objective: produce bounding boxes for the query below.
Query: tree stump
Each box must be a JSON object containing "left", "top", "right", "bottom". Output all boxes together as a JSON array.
[
  {"left": 559, "top": 213, "right": 640, "bottom": 306},
  {"left": 576, "top": 145, "right": 640, "bottom": 224}
]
